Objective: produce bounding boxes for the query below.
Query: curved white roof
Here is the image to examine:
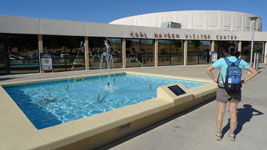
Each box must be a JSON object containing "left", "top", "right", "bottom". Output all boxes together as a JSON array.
[{"left": 110, "top": 10, "right": 262, "bottom": 31}]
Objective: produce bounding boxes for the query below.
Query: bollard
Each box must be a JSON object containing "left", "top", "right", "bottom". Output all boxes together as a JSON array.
[{"left": 253, "top": 52, "right": 259, "bottom": 71}]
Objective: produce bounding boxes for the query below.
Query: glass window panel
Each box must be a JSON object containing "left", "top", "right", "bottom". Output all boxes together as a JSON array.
[
  {"left": 241, "top": 41, "right": 251, "bottom": 62},
  {"left": 214, "top": 41, "right": 238, "bottom": 59},
  {"left": 126, "top": 39, "right": 141, "bottom": 67},
  {"left": 198, "top": 41, "right": 211, "bottom": 64},
  {"left": 253, "top": 41, "right": 264, "bottom": 63},
  {"left": 88, "top": 37, "right": 105, "bottom": 70},
  {"left": 107, "top": 38, "right": 122, "bottom": 68},
  {"left": 187, "top": 40, "right": 198, "bottom": 65},
  {"left": 43, "top": 35, "right": 85, "bottom": 72},
  {"left": 171, "top": 40, "right": 183, "bottom": 65},
  {"left": 0, "top": 37, "right": 8, "bottom": 75},
  {"left": 7, "top": 34, "right": 39, "bottom": 74},
  {"left": 140, "top": 39, "right": 154, "bottom": 67},
  {"left": 158, "top": 40, "right": 171, "bottom": 66},
  {"left": 64, "top": 36, "right": 85, "bottom": 71}
]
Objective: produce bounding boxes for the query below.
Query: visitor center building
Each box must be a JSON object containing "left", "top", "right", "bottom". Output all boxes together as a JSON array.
[{"left": 0, "top": 10, "right": 266, "bottom": 75}]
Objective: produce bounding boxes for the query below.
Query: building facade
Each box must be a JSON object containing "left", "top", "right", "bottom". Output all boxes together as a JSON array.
[
  {"left": 0, "top": 12, "right": 266, "bottom": 75},
  {"left": 110, "top": 10, "right": 262, "bottom": 31}
]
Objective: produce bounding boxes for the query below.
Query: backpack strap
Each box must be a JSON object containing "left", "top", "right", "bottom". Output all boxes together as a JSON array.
[
  {"left": 224, "top": 57, "right": 241, "bottom": 67},
  {"left": 223, "top": 57, "right": 232, "bottom": 66},
  {"left": 234, "top": 59, "right": 241, "bottom": 67}
]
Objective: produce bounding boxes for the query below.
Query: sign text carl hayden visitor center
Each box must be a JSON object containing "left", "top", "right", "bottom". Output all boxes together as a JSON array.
[{"left": 0, "top": 10, "right": 267, "bottom": 75}]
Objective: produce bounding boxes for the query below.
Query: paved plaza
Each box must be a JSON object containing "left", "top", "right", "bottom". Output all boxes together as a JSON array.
[{"left": 1, "top": 64, "right": 266, "bottom": 150}]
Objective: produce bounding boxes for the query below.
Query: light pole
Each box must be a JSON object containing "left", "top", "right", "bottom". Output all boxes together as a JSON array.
[{"left": 248, "top": 16, "right": 259, "bottom": 66}]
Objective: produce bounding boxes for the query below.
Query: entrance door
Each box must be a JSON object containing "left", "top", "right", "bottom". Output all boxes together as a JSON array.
[{"left": 0, "top": 38, "right": 9, "bottom": 75}]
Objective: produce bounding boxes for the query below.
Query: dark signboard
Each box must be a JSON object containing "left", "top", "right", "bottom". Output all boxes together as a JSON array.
[{"left": 168, "top": 85, "right": 186, "bottom": 96}]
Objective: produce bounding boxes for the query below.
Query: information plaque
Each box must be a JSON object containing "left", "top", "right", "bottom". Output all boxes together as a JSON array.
[
  {"left": 168, "top": 85, "right": 186, "bottom": 96},
  {"left": 40, "top": 53, "right": 53, "bottom": 71}
]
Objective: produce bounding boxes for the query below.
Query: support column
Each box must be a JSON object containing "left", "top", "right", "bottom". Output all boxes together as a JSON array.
[
  {"left": 211, "top": 40, "right": 215, "bottom": 52},
  {"left": 154, "top": 39, "right": 158, "bottom": 67},
  {"left": 264, "top": 42, "right": 267, "bottom": 64},
  {"left": 122, "top": 38, "right": 126, "bottom": 68},
  {"left": 184, "top": 40, "right": 188, "bottom": 66},
  {"left": 84, "top": 37, "right": 89, "bottom": 70},
  {"left": 238, "top": 41, "right": 242, "bottom": 58},
  {"left": 38, "top": 34, "right": 44, "bottom": 73}
]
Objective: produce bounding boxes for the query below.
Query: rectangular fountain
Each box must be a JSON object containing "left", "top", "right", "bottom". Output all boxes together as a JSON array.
[
  {"left": 3, "top": 73, "right": 206, "bottom": 129},
  {"left": 0, "top": 71, "right": 217, "bottom": 150}
]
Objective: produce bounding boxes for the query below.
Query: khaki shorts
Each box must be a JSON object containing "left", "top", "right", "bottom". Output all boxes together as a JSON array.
[{"left": 216, "top": 85, "right": 241, "bottom": 103}]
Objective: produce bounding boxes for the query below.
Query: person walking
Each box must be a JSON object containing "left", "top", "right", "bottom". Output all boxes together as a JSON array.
[{"left": 206, "top": 44, "right": 258, "bottom": 141}]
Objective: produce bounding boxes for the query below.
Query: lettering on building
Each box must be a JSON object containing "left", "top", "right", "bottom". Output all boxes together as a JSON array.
[
  {"left": 216, "top": 35, "right": 237, "bottom": 40},
  {"left": 130, "top": 32, "right": 147, "bottom": 38},
  {"left": 184, "top": 34, "right": 211, "bottom": 40},
  {"left": 130, "top": 32, "right": 238, "bottom": 40},
  {"left": 154, "top": 33, "right": 180, "bottom": 39}
]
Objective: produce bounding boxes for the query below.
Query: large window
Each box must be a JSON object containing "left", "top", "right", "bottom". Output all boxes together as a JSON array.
[
  {"left": 187, "top": 40, "right": 211, "bottom": 65},
  {"left": 214, "top": 41, "right": 238, "bottom": 59},
  {"left": 88, "top": 37, "right": 122, "bottom": 70},
  {"left": 171, "top": 40, "right": 183, "bottom": 65},
  {"left": 141, "top": 39, "right": 154, "bottom": 67},
  {"left": 126, "top": 39, "right": 141, "bottom": 67},
  {"left": 253, "top": 41, "right": 265, "bottom": 63},
  {"left": 0, "top": 34, "right": 39, "bottom": 74},
  {"left": 107, "top": 38, "right": 122, "bottom": 68},
  {"left": 158, "top": 40, "right": 171, "bottom": 66},
  {"left": 43, "top": 35, "right": 85, "bottom": 72},
  {"left": 187, "top": 40, "right": 198, "bottom": 65},
  {"left": 241, "top": 41, "right": 251, "bottom": 62},
  {"left": 242, "top": 41, "right": 265, "bottom": 63},
  {"left": 198, "top": 41, "right": 211, "bottom": 64},
  {"left": 0, "top": 37, "right": 8, "bottom": 75},
  {"left": 88, "top": 37, "right": 105, "bottom": 70}
]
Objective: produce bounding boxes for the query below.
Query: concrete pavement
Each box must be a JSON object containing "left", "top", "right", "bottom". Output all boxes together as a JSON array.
[{"left": 0, "top": 64, "right": 266, "bottom": 150}]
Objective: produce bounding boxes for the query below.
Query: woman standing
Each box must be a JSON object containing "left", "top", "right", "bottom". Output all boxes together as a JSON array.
[{"left": 206, "top": 44, "right": 258, "bottom": 141}]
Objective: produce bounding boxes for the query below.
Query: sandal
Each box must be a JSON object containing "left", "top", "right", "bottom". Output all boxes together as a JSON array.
[
  {"left": 216, "top": 133, "right": 222, "bottom": 141},
  {"left": 229, "top": 134, "right": 235, "bottom": 141}
]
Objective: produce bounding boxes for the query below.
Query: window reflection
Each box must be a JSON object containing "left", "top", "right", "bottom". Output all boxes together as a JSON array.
[
  {"left": 253, "top": 41, "right": 264, "bottom": 63},
  {"left": 0, "top": 37, "right": 7, "bottom": 74},
  {"left": 88, "top": 37, "right": 122, "bottom": 69},
  {"left": 214, "top": 41, "right": 238, "bottom": 59},
  {"left": 126, "top": 39, "right": 141, "bottom": 67},
  {"left": 107, "top": 38, "right": 122, "bottom": 68},
  {"left": 241, "top": 41, "right": 251, "bottom": 62},
  {"left": 171, "top": 40, "right": 183, "bottom": 65},
  {"left": 7, "top": 34, "right": 39, "bottom": 74},
  {"left": 187, "top": 40, "right": 211, "bottom": 65},
  {"left": 158, "top": 40, "right": 171, "bottom": 66},
  {"left": 141, "top": 39, "right": 154, "bottom": 67},
  {"left": 198, "top": 41, "right": 210, "bottom": 64},
  {"left": 43, "top": 35, "right": 85, "bottom": 72}
]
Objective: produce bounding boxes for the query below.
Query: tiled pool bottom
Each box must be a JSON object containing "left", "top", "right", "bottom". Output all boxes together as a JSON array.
[{"left": 3, "top": 73, "right": 207, "bottom": 129}]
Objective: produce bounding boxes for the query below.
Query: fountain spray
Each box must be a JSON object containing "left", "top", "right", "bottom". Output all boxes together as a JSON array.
[{"left": 66, "top": 41, "right": 84, "bottom": 91}]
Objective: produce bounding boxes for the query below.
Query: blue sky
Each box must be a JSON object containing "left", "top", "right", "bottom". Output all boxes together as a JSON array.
[{"left": 0, "top": 0, "right": 266, "bottom": 31}]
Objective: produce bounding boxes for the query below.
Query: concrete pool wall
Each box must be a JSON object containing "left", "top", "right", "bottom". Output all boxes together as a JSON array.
[{"left": 0, "top": 72, "right": 217, "bottom": 150}]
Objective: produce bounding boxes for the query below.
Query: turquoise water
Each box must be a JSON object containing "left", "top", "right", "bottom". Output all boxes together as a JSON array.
[{"left": 4, "top": 74, "right": 206, "bottom": 129}]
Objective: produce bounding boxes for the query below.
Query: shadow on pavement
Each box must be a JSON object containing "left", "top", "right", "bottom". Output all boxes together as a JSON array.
[{"left": 221, "top": 104, "right": 263, "bottom": 137}]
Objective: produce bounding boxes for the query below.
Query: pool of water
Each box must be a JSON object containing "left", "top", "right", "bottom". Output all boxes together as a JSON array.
[{"left": 3, "top": 73, "right": 206, "bottom": 129}]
